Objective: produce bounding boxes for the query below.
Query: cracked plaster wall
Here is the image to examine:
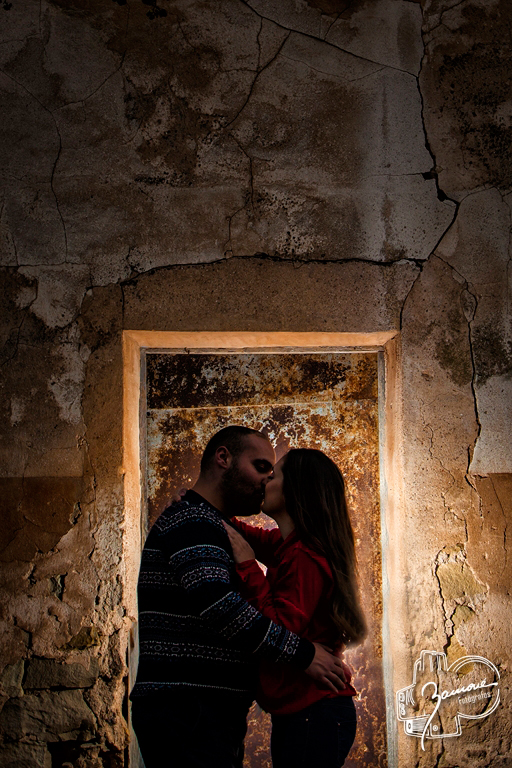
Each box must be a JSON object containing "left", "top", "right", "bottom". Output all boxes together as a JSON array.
[{"left": 0, "top": 0, "right": 510, "bottom": 766}]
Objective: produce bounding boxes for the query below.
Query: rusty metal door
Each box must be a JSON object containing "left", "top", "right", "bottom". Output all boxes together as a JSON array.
[{"left": 143, "top": 351, "right": 387, "bottom": 768}]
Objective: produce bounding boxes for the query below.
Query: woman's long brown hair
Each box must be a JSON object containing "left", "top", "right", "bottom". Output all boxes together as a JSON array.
[{"left": 281, "top": 448, "right": 367, "bottom": 645}]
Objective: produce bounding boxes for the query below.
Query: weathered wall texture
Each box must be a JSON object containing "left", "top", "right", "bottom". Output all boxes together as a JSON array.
[{"left": 0, "top": 0, "right": 510, "bottom": 766}]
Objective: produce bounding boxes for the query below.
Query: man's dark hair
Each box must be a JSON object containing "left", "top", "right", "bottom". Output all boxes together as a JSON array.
[{"left": 200, "top": 425, "right": 268, "bottom": 473}]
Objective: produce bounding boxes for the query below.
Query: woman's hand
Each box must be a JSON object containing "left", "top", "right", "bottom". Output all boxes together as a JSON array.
[
  {"left": 171, "top": 488, "right": 188, "bottom": 503},
  {"left": 222, "top": 521, "right": 255, "bottom": 563}
]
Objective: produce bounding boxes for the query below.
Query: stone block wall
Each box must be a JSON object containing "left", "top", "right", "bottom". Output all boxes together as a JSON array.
[{"left": 0, "top": 1, "right": 510, "bottom": 766}]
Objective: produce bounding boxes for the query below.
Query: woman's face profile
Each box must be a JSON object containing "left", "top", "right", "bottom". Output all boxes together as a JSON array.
[{"left": 261, "top": 456, "right": 286, "bottom": 518}]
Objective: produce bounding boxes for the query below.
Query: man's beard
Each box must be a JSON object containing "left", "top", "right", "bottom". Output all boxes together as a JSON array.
[{"left": 221, "top": 462, "right": 264, "bottom": 517}]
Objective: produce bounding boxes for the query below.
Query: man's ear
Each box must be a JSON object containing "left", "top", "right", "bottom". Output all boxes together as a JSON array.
[{"left": 214, "top": 445, "right": 232, "bottom": 470}]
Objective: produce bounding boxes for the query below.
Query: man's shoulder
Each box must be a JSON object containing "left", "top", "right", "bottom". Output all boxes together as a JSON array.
[{"left": 152, "top": 492, "right": 221, "bottom": 534}]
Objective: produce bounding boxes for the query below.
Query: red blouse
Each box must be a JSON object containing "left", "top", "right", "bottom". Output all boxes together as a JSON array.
[{"left": 233, "top": 520, "right": 356, "bottom": 715}]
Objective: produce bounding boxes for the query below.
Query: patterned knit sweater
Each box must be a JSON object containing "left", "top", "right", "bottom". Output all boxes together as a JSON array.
[{"left": 130, "top": 491, "right": 315, "bottom": 699}]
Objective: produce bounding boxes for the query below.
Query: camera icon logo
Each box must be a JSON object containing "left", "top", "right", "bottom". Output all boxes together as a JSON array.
[{"left": 396, "top": 650, "right": 500, "bottom": 750}]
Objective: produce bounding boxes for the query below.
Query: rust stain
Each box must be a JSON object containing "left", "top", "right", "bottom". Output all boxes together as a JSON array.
[
  {"left": 145, "top": 352, "right": 385, "bottom": 768},
  {"left": 146, "top": 353, "right": 378, "bottom": 409}
]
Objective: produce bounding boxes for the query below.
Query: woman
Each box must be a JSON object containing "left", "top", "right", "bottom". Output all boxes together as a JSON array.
[{"left": 223, "top": 448, "right": 367, "bottom": 768}]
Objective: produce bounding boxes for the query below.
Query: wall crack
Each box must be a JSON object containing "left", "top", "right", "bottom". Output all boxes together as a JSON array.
[
  {"left": 223, "top": 29, "right": 291, "bottom": 130},
  {"left": 0, "top": 68, "right": 68, "bottom": 260},
  {"left": 435, "top": 253, "right": 482, "bottom": 478},
  {"left": 239, "top": 0, "right": 418, "bottom": 77}
]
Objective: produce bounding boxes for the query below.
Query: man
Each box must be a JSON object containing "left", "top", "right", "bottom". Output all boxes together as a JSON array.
[{"left": 131, "top": 426, "right": 346, "bottom": 767}]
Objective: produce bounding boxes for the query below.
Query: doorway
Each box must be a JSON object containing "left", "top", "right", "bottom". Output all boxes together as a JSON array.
[{"left": 141, "top": 349, "right": 387, "bottom": 767}]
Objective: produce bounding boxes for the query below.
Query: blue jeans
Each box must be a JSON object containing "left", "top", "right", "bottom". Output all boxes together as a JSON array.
[
  {"left": 131, "top": 688, "right": 252, "bottom": 768},
  {"left": 270, "top": 696, "right": 357, "bottom": 768}
]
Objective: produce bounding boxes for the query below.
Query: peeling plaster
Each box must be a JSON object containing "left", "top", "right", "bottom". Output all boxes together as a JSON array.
[
  {"left": 17, "top": 265, "right": 89, "bottom": 329},
  {"left": 434, "top": 188, "right": 512, "bottom": 473},
  {"left": 434, "top": 545, "right": 487, "bottom": 664},
  {"left": 47, "top": 338, "right": 85, "bottom": 426}
]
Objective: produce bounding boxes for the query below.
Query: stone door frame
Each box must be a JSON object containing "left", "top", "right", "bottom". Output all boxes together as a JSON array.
[{"left": 122, "top": 330, "right": 402, "bottom": 767}]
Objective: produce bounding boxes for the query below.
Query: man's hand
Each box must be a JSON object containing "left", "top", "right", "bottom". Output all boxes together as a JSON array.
[
  {"left": 171, "top": 488, "right": 188, "bottom": 504},
  {"left": 222, "top": 521, "right": 255, "bottom": 563},
  {"left": 305, "top": 643, "right": 347, "bottom": 692}
]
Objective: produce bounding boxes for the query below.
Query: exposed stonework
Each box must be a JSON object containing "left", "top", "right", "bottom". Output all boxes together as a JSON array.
[{"left": 0, "top": 0, "right": 510, "bottom": 766}]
